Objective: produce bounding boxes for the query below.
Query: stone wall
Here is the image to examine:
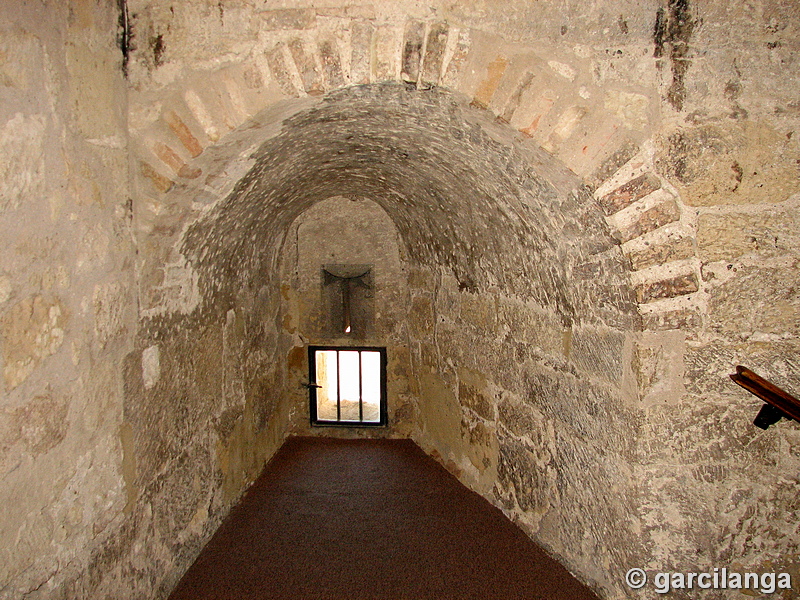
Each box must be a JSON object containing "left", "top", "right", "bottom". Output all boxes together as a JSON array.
[
  {"left": 632, "top": 1, "right": 800, "bottom": 587},
  {"left": 403, "top": 260, "right": 643, "bottom": 596},
  {"left": 0, "top": 1, "right": 134, "bottom": 597},
  {"left": 108, "top": 274, "right": 289, "bottom": 599}
]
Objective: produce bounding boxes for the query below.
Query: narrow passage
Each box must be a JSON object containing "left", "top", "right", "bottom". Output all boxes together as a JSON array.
[{"left": 169, "top": 436, "right": 601, "bottom": 600}]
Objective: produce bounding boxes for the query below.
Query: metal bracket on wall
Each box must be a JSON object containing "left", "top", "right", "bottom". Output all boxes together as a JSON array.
[
  {"left": 323, "top": 264, "right": 372, "bottom": 334},
  {"left": 731, "top": 366, "right": 800, "bottom": 430}
]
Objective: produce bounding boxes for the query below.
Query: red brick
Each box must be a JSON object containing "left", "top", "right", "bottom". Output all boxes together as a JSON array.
[
  {"left": 616, "top": 199, "right": 680, "bottom": 243},
  {"left": 163, "top": 111, "right": 203, "bottom": 158},
  {"left": 599, "top": 173, "right": 662, "bottom": 216}
]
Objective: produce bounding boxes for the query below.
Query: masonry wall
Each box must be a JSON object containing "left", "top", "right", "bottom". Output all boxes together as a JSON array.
[
  {"left": 112, "top": 270, "right": 289, "bottom": 599},
  {"left": 0, "top": 1, "right": 135, "bottom": 597},
  {"left": 404, "top": 260, "right": 643, "bottom": 596},
  {"left": 632, "top": 2, "right": 800, "bottom": 586}
]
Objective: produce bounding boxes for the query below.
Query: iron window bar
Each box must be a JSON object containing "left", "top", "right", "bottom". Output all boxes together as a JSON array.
[{"left": 308, "top": 346, "right": 387, "bottom": 427}]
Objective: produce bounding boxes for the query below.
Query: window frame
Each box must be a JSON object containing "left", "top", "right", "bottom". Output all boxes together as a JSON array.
[{"left": 308, "top": 345, "right": 388, "bottom": 427}]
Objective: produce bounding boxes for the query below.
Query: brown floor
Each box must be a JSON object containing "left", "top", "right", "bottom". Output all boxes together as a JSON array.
[{"left": 168, "top": 436, "right": 601, "bottom": 600}]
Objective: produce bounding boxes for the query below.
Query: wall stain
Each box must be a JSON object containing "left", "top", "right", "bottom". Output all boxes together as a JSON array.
[
  {"left": 653, "top": 0, "right": 698, "bottom": 111},
  {"left": 116, "top": 0, "right": 130, "bottom": 76},
  {"left": 150, "top": 33, "right": 165, "bottom": 67}
]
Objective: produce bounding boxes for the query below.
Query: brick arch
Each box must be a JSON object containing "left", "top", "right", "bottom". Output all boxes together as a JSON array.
[{"left": 131, "top": 17, "right": 700, "bottom": 324}]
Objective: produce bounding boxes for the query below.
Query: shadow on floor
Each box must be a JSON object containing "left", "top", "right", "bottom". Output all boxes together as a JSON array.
[{"left": 168, "top": 436, "right": 601, "bottom": 600}]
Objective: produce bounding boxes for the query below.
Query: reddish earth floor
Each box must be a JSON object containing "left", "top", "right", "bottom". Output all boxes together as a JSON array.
[{"left": 168, "top": 436, "right": 601, "bottom": 600}]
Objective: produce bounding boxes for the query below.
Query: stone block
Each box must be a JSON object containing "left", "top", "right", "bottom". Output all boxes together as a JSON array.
[
  {"left": 626, "top": 234, "right": 695, "bottom": 271},
  {"left": 697, "top": 208, "right": 800, "bottom": 262},
  {"left": 615, "top": 198, "right": 681, "bottom": 243},
  {"left": 708, "top": 265, "right": 799, "bottom": 337},
  {"left": 441, "top": 28, "right": 471, "bottom": 89},
  {"left": 408, "top": 294, "right": 434, "bottom": 338},
  {"left": 288, "top": 39, "right": 323, "bottom": 96},
  {"left": 472, "top": 55, "right": 507, "bottom": 109},
  {"left": 0, "top": 113, "right": 46, "bottom": 214},
  {"left": 149, "top": 139, "right": 181, "bottom": 173},
  {"left": 523, "top": 366, "right": 634, "bottom": 456},
  {"left": 498, "top": 298, "right": 562, "bottom": 357},
  {"left": 602, "top": 89, "right": 650, "bottom": 132},
  {"left": 66, "top": 43, "right": 122, "bottom": 138},
  {"left": 0, "top": 27, "right": 41, "bottom": 92},
  {"left": 496, "top": 432, "right": 556, "bottom": 516},
  {"left": 373, "top": 25, "right": 401, "bottom": 82},
  {"left": 641, "top": 307, "right": 702, "bottom": 331},
  {"left": 163, "top": 110, "right": 203, "bottom": 158},
  {"left": 407, "top": 267, "right": 436, "bottom": 290},
  {"left": 314, "top": 6, "right": 377, "bottom": 19},
  {"left": 457, "top": 368, "right": 494, "bottom": 420},
  {"left": 656, "top": 121, "right": 800, "bottom": 207},
  {"left": 1, "top": 295, "right": 66, "bottom": 390},
  {"left": 497, "top": 70, "right": 535, "bottom": 124},
  {"left": 544, "top": 105, "right": 587, "bottom": 150},
  {"left": 183, "top": 89, "right": 221, "bottom": 142},
  {"left": 420, "top": 22, "right": 448, "bottom": 86},
  {"left": 571, "top": 326, "right": 626, "bottom": 383},
  {"left": 684, "top": 339, "right": 800, "bottom": 399},
  {"left": 460, "top": 416, "right": 497, "bottom": 476},
  {"left": 638, "top": 398, "right": 778, "bottom": 466},
  {"left": 459, "top": 291, "right": 496, "bottom": 333},
  {"left": 598, "top": 173, "right": 662, "bottom": 216},
  {"left": 242, "top": 63, "right": 265, "bottom": 91},
  {"left": 498, "top": 393, "right": 547, "bottom": 439},
  {"left": 587, "top": 139, "right": 640, "bottom": 189},
  {"left": 350, "top": 21, "right": 373, "bottom": 85},
  {"left": 635, "top": 464, "right": 723, "bottom": 569},
  {"left": 318, "top": 40, "right": 345, "bottom": 89},
  {"left": 637, "top": 330, "right": 686, "bottom": 405},
  {"left": 0, "top": 396, "right": 69, "bottom": 473},
  {"left": 635, "top": 272, "right": 699, "bottom": 303},
  {"left": 557, "top": 118, "right": 622, "bottom": 179},
  {"left": 401, "top": 20, "right": 425, "bottom": 83},
  {"left": 64, "top": 154, "right": 103, "bottom": 207},
  {"left": 552, "top": 430, "right": 639, "bottom": 579},
  {"left": 265, "top": 44, "right": 301, "bottom": 97},
  {"left": 93, "top": 283, "right": 129, "bottom": 347},
  {"left": 516, "top": 90, "right": 556, "bottom": 135},
  {"left": 259, "top": 8, "right": 316, "bottom": 31},
  {"left": 547, "top": 60, "right": 576, "bottom": 81}
]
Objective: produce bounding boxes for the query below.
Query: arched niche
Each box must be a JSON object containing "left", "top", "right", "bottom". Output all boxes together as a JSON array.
[{"left": 277, "top": 195, "right": 416, "bottom": 439}]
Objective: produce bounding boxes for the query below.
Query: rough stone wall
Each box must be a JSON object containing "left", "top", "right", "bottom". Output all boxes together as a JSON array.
[
  {"left": 110, "top": 278, "right": 288, "bottom": 599},
  {"left": 403, "top": 261, "right": 644, "bottom": 596},
  {"left": 629, "top": 1, "right": 800, "bottom": 589},
  {"left": 0, "top": 1, "right": 135, "bottom": 597},
  {"left": 121, "top": 0, "right": 800, "bottom": 595}
]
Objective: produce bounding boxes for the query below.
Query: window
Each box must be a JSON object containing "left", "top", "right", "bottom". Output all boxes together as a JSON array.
[{"left": 308, "top": 346, "right": 387, "bottom": 427}]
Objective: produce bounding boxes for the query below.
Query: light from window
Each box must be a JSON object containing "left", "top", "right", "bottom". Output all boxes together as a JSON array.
[{"left": 309, "top": 347, "right": 386, "bottom": 426}]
